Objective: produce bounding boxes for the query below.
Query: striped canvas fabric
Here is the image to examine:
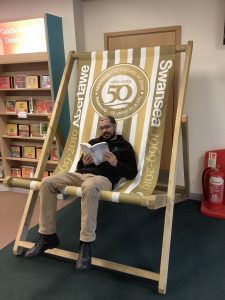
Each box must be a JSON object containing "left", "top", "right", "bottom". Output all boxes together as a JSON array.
[{"left": 55, "top": 46, "right": 175, "bottom": 196}]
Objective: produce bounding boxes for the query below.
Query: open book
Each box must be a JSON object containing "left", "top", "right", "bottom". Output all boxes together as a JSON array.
[{"left": 80, "top": 142, "right": 109, "bottom": 165}]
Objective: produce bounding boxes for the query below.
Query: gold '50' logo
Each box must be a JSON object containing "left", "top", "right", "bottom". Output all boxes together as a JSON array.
[{"left": 91, "top": 64, "right": 149, "bottom": 120}]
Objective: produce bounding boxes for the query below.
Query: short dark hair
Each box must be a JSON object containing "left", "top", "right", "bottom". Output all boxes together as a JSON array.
[{"left": 99, "top": 115, "right": 116, "bottom": 125}]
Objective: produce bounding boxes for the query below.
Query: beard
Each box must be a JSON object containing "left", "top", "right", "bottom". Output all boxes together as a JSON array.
[{"left": 102, "top": 131, "right": 116, "bottom": 141}]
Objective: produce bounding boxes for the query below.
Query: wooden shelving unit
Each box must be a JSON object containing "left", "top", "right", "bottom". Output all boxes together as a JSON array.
[{"left": 0, "top": 14, "right": 70, "bottom": 185}]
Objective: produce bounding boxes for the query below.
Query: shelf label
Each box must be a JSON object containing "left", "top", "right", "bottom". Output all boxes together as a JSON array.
[
  {"left": 0, "top": 18, "right": 47, "bottom": 55},
  {"left": 18, "top": 111, "right": 28, "bottom": 118}
]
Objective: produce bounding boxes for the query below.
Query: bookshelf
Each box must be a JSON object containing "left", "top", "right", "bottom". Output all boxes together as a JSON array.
[{"left": 0, "top": 15, "right": 70, "bottom": 184}]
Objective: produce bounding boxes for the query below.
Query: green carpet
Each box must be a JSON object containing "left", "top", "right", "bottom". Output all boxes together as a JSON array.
[{"left": 0, "top": 200, "right": 224, "bottom": 300}]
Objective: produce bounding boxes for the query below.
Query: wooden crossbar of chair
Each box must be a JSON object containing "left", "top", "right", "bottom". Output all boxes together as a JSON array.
[{"left": 4, "top": 41, "right": 193, "bottom": 294}]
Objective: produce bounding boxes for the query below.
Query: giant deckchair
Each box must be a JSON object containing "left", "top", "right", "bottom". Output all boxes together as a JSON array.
[{"left": 4, "top": 41, "right": 193, "bottom": 294}]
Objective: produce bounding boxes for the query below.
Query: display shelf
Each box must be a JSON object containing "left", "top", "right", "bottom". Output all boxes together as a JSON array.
[
  {"left": 0, "top": 14, "right": 68, "bottom": 183},
  {"left": 5, "top": 157, "right": 58, "bottom": 165},
  {"left": 3, "top": 135, "right": 46, "bottom": 141}
]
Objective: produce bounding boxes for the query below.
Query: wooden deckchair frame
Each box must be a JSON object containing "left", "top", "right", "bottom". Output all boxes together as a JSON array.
[{"left": 4, "top": 41, "right": 193, "bottom": 294}]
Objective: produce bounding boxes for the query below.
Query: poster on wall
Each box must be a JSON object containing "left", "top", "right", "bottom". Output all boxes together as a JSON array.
[{"left": 0, "top": 18, "right": 47, "bottom": 55}]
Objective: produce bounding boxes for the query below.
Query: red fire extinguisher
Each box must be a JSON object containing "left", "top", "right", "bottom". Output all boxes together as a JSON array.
[{"left": 202, "top": 167, "right": 225, "bottom": 210}]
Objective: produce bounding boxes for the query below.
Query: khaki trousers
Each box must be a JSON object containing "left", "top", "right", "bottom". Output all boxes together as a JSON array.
[{"left": 39, "top": 172, "right": 112, "bottom": 242}]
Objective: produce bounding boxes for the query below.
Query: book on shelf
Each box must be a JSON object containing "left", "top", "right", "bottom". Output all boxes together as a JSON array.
[
  {"left": 80, "top": 142, "right": 109, "bottom": 165},
  {"left": 7, "top": 123, "right": 18, "bottom": 136},
  {"left": 11, "top": 168, "right": 22, "bottom": 177},
  {"left": 41, "top": 75, "right": 51, "bottom": 88},
  {"left": 21, "top": 166, "right": 35, "bottom": 178},
  {"left": 36, "top": 147, "right": 43, "bottom": 160},
  {"left": 43, "top": 170, "right": 49, "bottom": 177},
  {"left": 44, "top": 100, "right": 53, "bottom": 113},
  {"left": 5, "top": 99, "right": 16, "bottom": 113},
  {"left": 9, "top": 145, "right": 22, "bottom": 158},
  {"left": 26, "top": 75, "right": 39, "bottom": 89},
  {"left": 18, "top": 124, "right": 30, "bottom": 137},
  {"left": 0, "top": 163, "right": 4, "bottom": 179},
  {"left": 23, "top": 146, "right": 36, "bottom": 159},
  {"left": 0, "top": 76, "right": 12, "bottom": 89},
  {"left": 16, "top": 100, "right": 29, "bottom": 112},
  {"left": 14, "top": 75, "right": 26, "bottom": 89},
  {"left": 50, "top": 146, "right": 58, "bottom": 161},
  {"left": 40, "top": 123, "right": 48, "bottom": 136},
  {"left": 30, "top": 124, "right": 41, "bottom": 137},
  {"left": 33, "top": 100, "right": 45, "bottom": 113}
]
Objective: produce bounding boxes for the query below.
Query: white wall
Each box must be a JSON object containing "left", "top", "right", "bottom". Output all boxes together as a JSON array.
[{"left": 82, "top": 0, "right": 225, "bottom": 194}]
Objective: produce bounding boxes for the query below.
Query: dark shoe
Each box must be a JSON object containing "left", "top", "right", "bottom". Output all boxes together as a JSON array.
[
  {"left": 24, "top": 233, "right": 59, "bottom": 257},
  {"left": 76, "top": 241, "right": 93, "bottom": 270}
]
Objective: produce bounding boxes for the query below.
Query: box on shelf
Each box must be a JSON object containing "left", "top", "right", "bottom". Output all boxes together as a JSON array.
[
  {"left": 16, "top": 100, "right": 29, "bottom": 113},
  {"left": 41, "top": 75, "right": 51, "bottom": 88},
  {"left": 23, "top": 146, "right": 36, "bottom": 159},
  {"left": 18, "top": 124, "right": 30, "bottom": 137},
  {"left": 0, "top": 76, "right": 12, "bottom": 89},
  {"left": 5, "top": 99, "right": 16, "bottom": 113},
  {"left": 7, "top": 123, "right": 18, "bottom": 136},
  {"left": 26, "top": 75, "right": 39, "bottom": 89},
  {"left": 30, "top": 124, "right": 41, "bottom": 137},
  {"left": 21, "top": 166, "right": 35, "bottom": 178},
  {"left": 9, "top": 145, "right": 22, "bottom": 158},
  {"left": 14, "top": 75, "right": 26, "bottom": 89},
  {"left": 11, "top": 168, "right": 21, "bottom": 177}
]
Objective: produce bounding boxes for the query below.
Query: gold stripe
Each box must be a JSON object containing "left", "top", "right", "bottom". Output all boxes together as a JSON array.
[
  {"left": 120, "top": 48, "right": 127, "bottom": 64},
  {"left": 133, "top": 47, "right": 155, "bottom": 155}
]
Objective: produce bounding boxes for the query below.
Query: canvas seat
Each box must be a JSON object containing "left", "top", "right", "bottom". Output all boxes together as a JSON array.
[{"left": 4, "top": 41, "right": 193, "bottom": 294}]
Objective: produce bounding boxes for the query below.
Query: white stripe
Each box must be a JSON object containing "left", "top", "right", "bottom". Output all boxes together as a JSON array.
[
  {"left": 129, "top": 114, "right": 138, "bottom": 146},
  {"left": 102, "top": 50, "right": 108, "bottom": 70},
  {"left": 62, "top": 186, "right": 82, "bottom": 197},
  {"left": 114, "top": 49, "right": 120, "bottom": 64},
  {"left": 30, "top": 181, "right": 38, "bottom": 190},
  {"left": 140, "top": 47, "right": 146, "bottom": 69},
  {"left": 69, "top": 52, "right": 97, "bottom": 172},
  {"left": 127, "top": 48, "right": 133, "bottom": 64},
  {"left": 117, "top": 120, "right": 123, "bottom": 134},
  {"left": 114, "top": 50, "right": 124, "bottom": 132},
  {"left": 111, "top": 192, "right": 120, "bottom": 203},
  {"left": 125, "top": 46, "right": 160, "bottom": 193},
  {"left": 90, "top": 113, "right": 99, "bottom": 139}
]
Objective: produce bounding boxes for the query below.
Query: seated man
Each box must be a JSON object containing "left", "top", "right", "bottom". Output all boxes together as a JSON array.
[{"left": 25, "top": 115, "right": 138, "bottom": 270}]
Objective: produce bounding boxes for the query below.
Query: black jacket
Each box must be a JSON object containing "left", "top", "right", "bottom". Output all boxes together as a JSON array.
[{"left": 76, "top": 135, "right": 137, "bottom": 187}]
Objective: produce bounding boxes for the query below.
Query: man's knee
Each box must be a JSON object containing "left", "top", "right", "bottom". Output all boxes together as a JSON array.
[
  {"left": 41, "top": 176, "right": 56, "bottom": 191},
  {"left": 81, "top": 181, "right": 99, "bottom": 195}
]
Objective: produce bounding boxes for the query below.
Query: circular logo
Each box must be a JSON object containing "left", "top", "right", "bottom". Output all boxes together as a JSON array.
[{"left": 91, "top": 64, "right": 149, "bottom": 120}]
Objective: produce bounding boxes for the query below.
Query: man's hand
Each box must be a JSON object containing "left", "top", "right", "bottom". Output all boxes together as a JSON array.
[
  {"left": 82, "top": 154, "right": 94, "bottom": 166},
  {"left": 104, "top": 152, "right": 118, "bottom": 167}
]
